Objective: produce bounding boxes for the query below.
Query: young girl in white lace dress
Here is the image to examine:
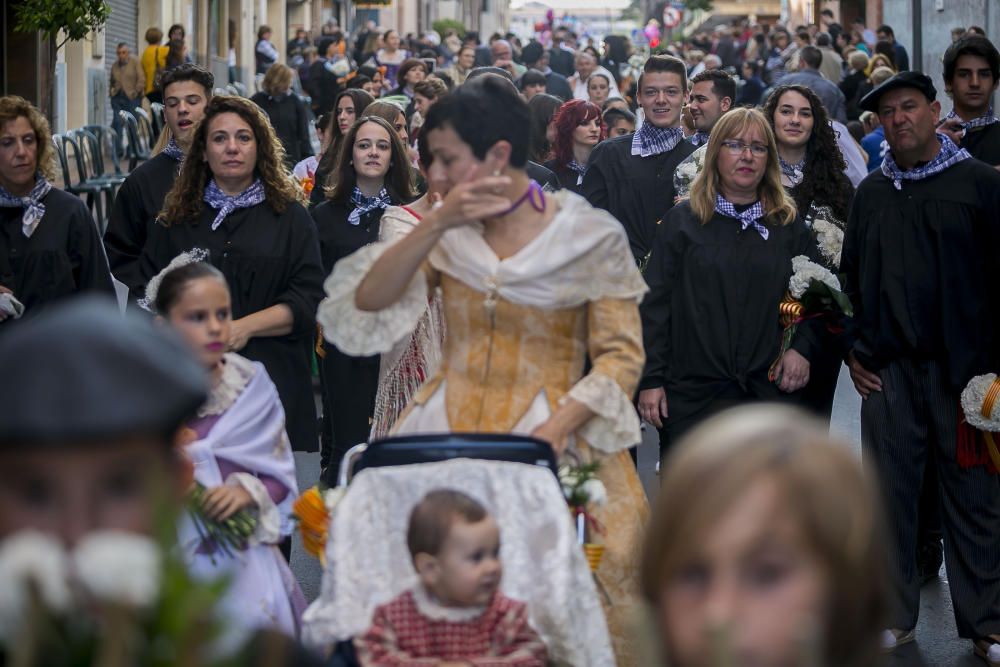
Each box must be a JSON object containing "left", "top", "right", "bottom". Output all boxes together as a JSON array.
[{"left": 147, "top": 253, "right": 305, "bottom": 639}]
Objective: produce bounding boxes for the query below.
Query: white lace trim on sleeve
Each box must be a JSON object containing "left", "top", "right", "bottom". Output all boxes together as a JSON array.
[
  {"left": 317, "top": 241, "right": 429, "bottom": 357},
  {"left": 226, "top": 472, "right": 281, "bottom": 545},
  {"left": 563, "top": 372, "right": 642, "bottom": 453}
]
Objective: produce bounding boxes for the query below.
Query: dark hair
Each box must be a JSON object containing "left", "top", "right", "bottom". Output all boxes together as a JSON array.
[
  {"left": 943, "top": 35, "right": 1000, "bottom": 83},
  {"left": 816, "top": 32, "right": 832, "bottom": 47},
  {"left": 690, "top": 69, "right": 736, "bottom": 103},
  {"left": 968, "top": 26, "right": 987, "bottom": 37},
  {"left": 257, "top": 25, "right": 271, "bottom": 41},
  {"left": 318, "top": 88, "right": 376, "bottom": 177},
  {"left": 527, "top": 93, "right": 562, "bottom": 163},
  {"left": 160, "top": 96, "right": 303, "bottom": 225},
  {"left": 347, "top": 74, "right": 372, "bottom": 90},
  {"left": 846, "top": 120, "right": 864, "bottom": 144},
  {"left": 145, "top": 27, "right": 163, "bottom": 45},
  {"left": 796, "top": 28, "right": 811, "bottom": 43},
  {"left": 423, "top": 75, "right": 529, "bottom": 168},
  {"left": 396, "top": 58, "right": 427, "bottom": 86},
  {"left": 168, "top": 23, "right": 185, "bottom": 39},
  {"left": 520, "top": 69, "right": 547, "bottom": 90},
  {"left": 325, "top": 115, "right": 417, "bottom": 204},
  {"left": 116, "top": 41, "right": 129, "bottom": 49},
  {"left": 876, "top": 24, "right": 894, "bottom": 37},
  {"left": 873, "top": 41, "right": 896, "bottom": 67},
  {"left": 407, "top": 490, "right": 489, "bottom": 559},
  {"left": 432, "top": 71, "right": 454, "bottom": 90},
  {"left": 764, "top": 84, "right": 854, "bottom": 223},
  {"left": 159, "top": 63, "right": 215, "bottom": 98},
  {"left": 155, "top": 261, "right": 228, "bottom": 315},
  {"left": 742, "top": 59, "right": 763, "bottom": 77},
  {"left": 166, "top": 39, "right": 186, "bottom": 67},
  {"left": 551, "top": 99, "right": 604, "bottom": 168},
  {"left": 798, "top": 45, "right": 822, "bottom": 70},
  {"left": 466, "top": 66, "right": 514, "bottom": 82},
  {"left": 638, "top": 54, "right": 688, "bottom": 92},
  {"left": 603, "top": 106, "right": 636, "bottom": 127}
]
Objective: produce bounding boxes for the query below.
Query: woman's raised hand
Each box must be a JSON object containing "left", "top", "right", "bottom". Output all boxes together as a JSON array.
[{"left": 429, "top": 175, "right": 513, "bottom": 230}]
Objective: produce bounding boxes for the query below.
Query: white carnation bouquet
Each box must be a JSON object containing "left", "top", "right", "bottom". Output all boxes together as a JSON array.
[
  {"left": 0, "top": 530, "right": 231, "bottom": 666},
  {"left": 959, "top": 374, "right": 1000, "bottom": 471},
  {"left": 769, "top": 256, "right": 854, "bottom": 382},
  {"left": 806, "top": 204, "right": 846, "bottom": 267},
  {"left": 673, "top": 144, "right": 707, "bottom": 202}
]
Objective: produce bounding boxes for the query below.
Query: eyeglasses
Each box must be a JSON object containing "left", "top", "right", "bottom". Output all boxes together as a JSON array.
[{"left": 720, "top": 139, "right": 769, "bottom": 157}]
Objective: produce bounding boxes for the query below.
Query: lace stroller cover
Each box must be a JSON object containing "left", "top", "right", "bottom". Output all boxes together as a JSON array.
[{"left": 301, "top": 458, "right": 615, "bottom": 665}]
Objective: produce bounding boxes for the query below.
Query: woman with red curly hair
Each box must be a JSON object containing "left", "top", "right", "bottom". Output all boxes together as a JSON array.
[{"left": 542, "top": 99, "right": 605, "bottom": 194}]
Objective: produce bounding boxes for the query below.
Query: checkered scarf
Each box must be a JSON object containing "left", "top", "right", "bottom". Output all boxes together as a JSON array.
[
  {"left": 0, "top": 175, "right": 52, "bottom": 238},
  {"left": 943, "top": 106, "right": 999, "bottom": 131},
  {"left": 779, "top": 156, "right": 806, "bottom": 186},
  {"left": 162, "top": 137, "right": 185, "bottom": 161},
  {"left": 631, "top": 122, "right": 684, "bottom": 158},
  {"left": 715, "top": 194, "right": 769, "bottom": 240},
  {"left": 880, "top": 133, "right": 971, "bottom": 191},
  {"left": 689, "top": 130, "right": 711, "bottom": 147},
  {"left": 203, "top": 179, "right": 266, "bottom": 230},
  {"left": 348, "top": 187, "right": 391, "bottom": 226},
  {"left": 567, "top": 159, "right": 587, "bottom": 185}
]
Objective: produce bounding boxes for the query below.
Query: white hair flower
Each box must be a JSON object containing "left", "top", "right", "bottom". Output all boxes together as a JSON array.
[
  {"left": 72, "top": 531, "right": 162, "bottom": 608},
  {"left": 138, "top": 248, "right": 211, "bottom": 313},
  {"left": 810, "top": 211, "right": 845, "bottom": 267},
  {"left": 788, "top": 255, "right": 841, "bottom": 299},
  {"left": 580, "top": 479, "right": 608, "bottom": 507},
  {"left": 0, "top": 532, "right": 72, "bottom": 639},
  {"left": 961, "top": 374, "right": 1000, "bottom": 432}
]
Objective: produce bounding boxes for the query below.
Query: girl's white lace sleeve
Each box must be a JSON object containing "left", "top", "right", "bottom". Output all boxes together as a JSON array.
[
  {"left": 225, "top": 472, "right": 281, "bottom": 545},
  {"left": 317, "top": 241, "right": 429, "bottom": 357},
  {"left": 562, "top": 372, "right": 642, "bottom": 453}
]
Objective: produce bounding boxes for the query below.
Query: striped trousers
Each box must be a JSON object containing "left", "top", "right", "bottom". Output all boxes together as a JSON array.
[{"left": 862, "top": 358, "right": 1000, "bottom": 638}]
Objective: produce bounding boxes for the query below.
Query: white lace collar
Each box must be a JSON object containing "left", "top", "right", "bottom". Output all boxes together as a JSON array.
[
  {"left": 197, "top": 353, "right": 256, "bottom": 417},
  {"left": 428, "top": 190, "right": 648, "bottom": 309},
  {"left": 410, "top": 585, "right": 489, "bottom": 623}
]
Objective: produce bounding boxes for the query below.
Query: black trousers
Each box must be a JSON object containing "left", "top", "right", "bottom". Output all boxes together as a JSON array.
[
  {"left": 319, "top": 345, "right": 379, "bottom": 486},
  {"left": 862, "top": 358, "right": 1000, "bottom": 638}
]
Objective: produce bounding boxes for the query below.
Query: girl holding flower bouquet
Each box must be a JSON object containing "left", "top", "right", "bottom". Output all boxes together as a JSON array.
[
  {"left": 148, "top": 255, "right": 305, "bottom": 638},
  {"left": 639, "top": 108, "right": 828, "bottom": 453},
  {"left": 764, "top": 84, "right": 855, "bottom": 419}
]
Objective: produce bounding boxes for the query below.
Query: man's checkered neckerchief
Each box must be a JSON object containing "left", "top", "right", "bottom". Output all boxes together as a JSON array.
[
  {"left": 689, "top": 130, "right": 710, "bottom": 147},
  {"left": 880, "top": 133, "right": 971, "bottom": 191},
  {"left": 944, "top": 106, "right": 999, "bottom": 132},
  {"left": 162, "top": 138, "right": 185, "bottom": 161},
  {"left": 715, "top": 194, "right": 769, "bottom": 240},
  {"left": 631, "top": 122, "right": 684, "bottom": 158}
]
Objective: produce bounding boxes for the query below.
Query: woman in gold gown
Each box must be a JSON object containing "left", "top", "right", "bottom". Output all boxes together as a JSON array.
[{"left": 318, "top": 75, "right": 648, "bottom": 665}]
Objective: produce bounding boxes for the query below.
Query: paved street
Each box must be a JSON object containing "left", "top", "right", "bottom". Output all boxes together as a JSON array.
[{"left": 290, "top": 367, "right": 982, "bottom": 665}]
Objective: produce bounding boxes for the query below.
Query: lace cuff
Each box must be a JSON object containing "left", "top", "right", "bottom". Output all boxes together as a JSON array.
[
  {"left": 226, "top": 472, "right": 281, "bottom": 545},
  {"left": 562, "top": 372, "right": 642, "bottom": 453},
  {"left": 317, "top": 241, "right": 429, "bottom": 356}
]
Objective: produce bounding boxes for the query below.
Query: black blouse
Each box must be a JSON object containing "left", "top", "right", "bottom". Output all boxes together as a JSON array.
[
  {"left": 541, "top": 159, "right": 585, "bottom": 195},
  {"left": 961, "top": 122, "right": 1000, "bottom": 166},
  {"left": 581, "top": 133, "right": 695, "bottom": 263},
  {"left": 640, "top": 200, "right": 822, "bottom": 422},
  {"left": 0, "top": 188, "right": 115, "bottom": 324},
  {"left": 104, "top": 152, "right": 180, "bottom": 303},
  {"left": 140, "top": 200, "right": 325, "bottom": 451},
  {"left": 250, "top": 92, "right": 314, "bottom": 167}
]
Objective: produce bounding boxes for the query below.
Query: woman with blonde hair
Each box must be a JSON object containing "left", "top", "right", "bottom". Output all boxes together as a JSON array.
[
  {"left": 140, "top": 95, "right": 325, "bottom": 453},
  {"left": 638, "top": 108, "right": 825, "bottom": 454},
  {"left": 642, "top": 404, "right": 888, "bottom": 667},
  {"left": 251, "top": 63, "right": 313, "bottom": 167}
]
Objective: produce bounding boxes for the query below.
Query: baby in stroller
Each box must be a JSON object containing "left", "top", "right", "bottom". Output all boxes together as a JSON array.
[
  {"left": 355, "top": 489, "right": 547, "bottom": 665},
  {"left": 303, "top": 437, "right": 615, "bottom": 666}
]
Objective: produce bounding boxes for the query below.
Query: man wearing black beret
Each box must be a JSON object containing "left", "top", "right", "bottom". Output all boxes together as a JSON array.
[{"left": 840, "top": 71, "right": 1000, "bottom": 659}]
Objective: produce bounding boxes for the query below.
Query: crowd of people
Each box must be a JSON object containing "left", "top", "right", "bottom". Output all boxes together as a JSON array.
[{"left": 1, "top": 9, "right": 999, "bottom": 667}]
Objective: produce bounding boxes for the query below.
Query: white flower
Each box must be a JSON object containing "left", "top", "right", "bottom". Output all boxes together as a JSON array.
[
  {"left": 72, "top": 531, "right": 162, "bottom": 608},
  {"left": 0, "top": 532, "right": 72, "bottom": 639},
  {"left": 580, "top": 479, "right": 608, "bottom": 507},
  {"left": 811, "top": 215, "right": 844, "bottom": 267},
  {"left": 788, "top": 255, "right": 841, "bottom": 299},
  {"left": 961, "top": 374, "right": 1000, "bottom": 432},
  {"left": 324, "top": 487, "right": 347, "bottom": 514}
]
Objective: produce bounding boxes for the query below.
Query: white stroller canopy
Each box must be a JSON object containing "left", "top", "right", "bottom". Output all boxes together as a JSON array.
[{"left": 301, "top": 458, "right": 615, "bottom": 666}]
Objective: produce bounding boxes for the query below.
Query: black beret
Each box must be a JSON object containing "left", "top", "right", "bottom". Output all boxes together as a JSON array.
[
  {"left": 859, "top": 70, "right": 937, "bottom": 112},
  {"left": 0, "top": 296, "right": 208, "bottom": 445}
]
